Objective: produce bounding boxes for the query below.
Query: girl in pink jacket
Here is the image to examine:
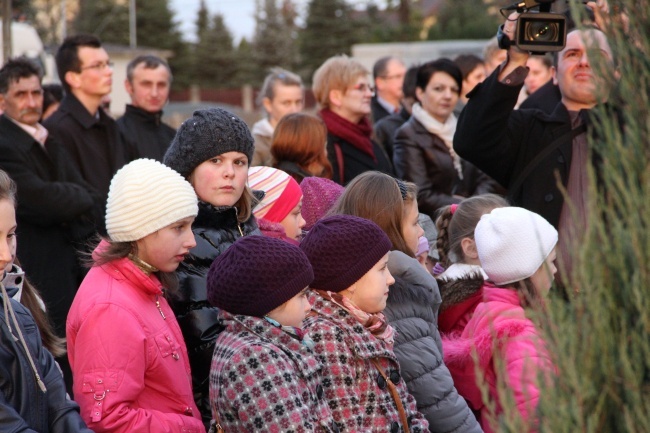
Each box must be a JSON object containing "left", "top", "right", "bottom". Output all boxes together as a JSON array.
[
  {"left": 442, "top": 207, "right": 558, "bottom": 433},
  {"left": 66, "top": 159, "right": 205, "bottom": 433}
]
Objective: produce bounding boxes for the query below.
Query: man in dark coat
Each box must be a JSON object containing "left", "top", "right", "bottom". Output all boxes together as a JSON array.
[
  {"left": 117, "top": 55, "right": 176, "bottom": 161},
  {"left": 0, "top": 57, "right": 100, "bottom": 393},
  {"left": 44, "top": 34, "right": 133, "bottom": 234},
  {"left": 454, "top": 20, "right": 616, "bottom": 278},
  {"left": 371, "top": 56, "right": 406, "bottom": 123}
]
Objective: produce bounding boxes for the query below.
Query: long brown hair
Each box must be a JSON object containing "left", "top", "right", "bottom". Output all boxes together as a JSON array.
[
  {"left": 330, "top": 171, "right": 418, "bottom": 257},
  {"left": 0, "top": 170, "right": 66, "bottom": 357},
  {"left": 271, "top": 113, "right": 332, "bottom": 180},
  {"left": 435, "top": 194, "right": 508, "bottom": 267}
]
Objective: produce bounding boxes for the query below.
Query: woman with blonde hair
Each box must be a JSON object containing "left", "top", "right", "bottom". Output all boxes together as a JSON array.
[{"left": 312, "top": 55, "right": 393, "bottom": 185}]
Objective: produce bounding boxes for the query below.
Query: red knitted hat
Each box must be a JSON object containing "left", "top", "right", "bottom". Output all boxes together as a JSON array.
[
  {"left": 300, "top": 215, "right": 392, "bottom": 292},
  {"left": 248, "top": 166, "right": 302, "bottom": 223},
  {"left": 207, "top": 236, "right": 314, "bottom": 317}
]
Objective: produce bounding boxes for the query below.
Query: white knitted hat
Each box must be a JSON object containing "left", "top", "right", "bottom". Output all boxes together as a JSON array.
[
  {"left": 475, "top": 207, "right": 558, "bottom": 285},
  {"left": 106, "top": 159, "right": 198, "bottom": 242}
]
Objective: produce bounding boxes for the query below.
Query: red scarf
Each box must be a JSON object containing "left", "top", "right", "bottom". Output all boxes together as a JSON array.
[{"left": 320, "top": 108, "right": 375, "bottom": 161}]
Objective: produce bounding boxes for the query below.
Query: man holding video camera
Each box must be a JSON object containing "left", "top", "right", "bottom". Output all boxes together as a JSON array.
[{"left": 454, "top": 4, "right": 616, "bottom": 280}]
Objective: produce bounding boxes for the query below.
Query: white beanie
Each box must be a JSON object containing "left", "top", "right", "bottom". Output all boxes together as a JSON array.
[
  {"left": 475, "top": 207, "right": 558, "bottom": 285},
  {"left": 106, "top": 159, "right": 198, "bottom": 242}
]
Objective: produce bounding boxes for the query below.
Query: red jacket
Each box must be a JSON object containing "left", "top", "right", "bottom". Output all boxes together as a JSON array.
[
  {"left": 66, "top": 242, "right": 204, "bottom": 433},
  {"left": 442, "top": 287, "right": 554, "bottom": 433}
]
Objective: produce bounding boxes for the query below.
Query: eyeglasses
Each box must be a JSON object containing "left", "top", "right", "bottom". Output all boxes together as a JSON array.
[
  {"left": 80, "top": 61, "right": 114, "bottom": 72},
  {"left": 350, "top": 83, "right": 374, "bottom": 93}
]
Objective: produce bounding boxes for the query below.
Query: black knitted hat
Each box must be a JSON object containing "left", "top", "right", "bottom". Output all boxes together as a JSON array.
[
  {"left": 300, "top": 215, "right": 392, "bottom": 293},
  {"left": 207, "top": 236, "right": 314, "bottom": 317},
  {"left": 164, "top": 108, "right": 255, "bottom": 178}
]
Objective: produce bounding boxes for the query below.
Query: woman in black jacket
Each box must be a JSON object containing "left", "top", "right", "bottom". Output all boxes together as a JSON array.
[
  {"left": 312, "top": 55, "right": 394, "bottom": 185},
  {"left": 394, "top": 59, "right": 501, "bottom": 217},
  {"left": 163, "top": 108, "right": 261, "bottom": 428}
]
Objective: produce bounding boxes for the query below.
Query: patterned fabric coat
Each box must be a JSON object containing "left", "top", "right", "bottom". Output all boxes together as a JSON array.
[
  {"left": 210, "top": 312, "right": 337, "bottom": 432},
  {"left": 304, "top": 293, "right": 430, "bottom": 433}
]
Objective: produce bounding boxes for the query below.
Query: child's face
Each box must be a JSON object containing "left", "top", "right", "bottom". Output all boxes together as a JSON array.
[
  {"left": 344, "top": 252, "right": 395, "bottom": 314},
  {"left": 190, "top": 152, "right": 249, "bottom": 207},
  {"left": 266, "top": 287, "right": 312, "bottom": 328},
  {"left": 530, "top": 247, "right": 558, "bottom": 296},
  {"left": 0, "top": 199, "right": 16, "bottom": 275},
  {"left": 135, "top": 216, "right": 196, "bottom": 273},
  {"left": 280, "top": 199, "right": 306, "bottom": 241},
  {"left": 401, "top": 200, "right": 424, "bottom": 256}
]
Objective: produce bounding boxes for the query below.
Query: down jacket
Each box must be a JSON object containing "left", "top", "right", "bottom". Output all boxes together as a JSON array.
[
  {"left": 384, "top": 251, "right": 481, "bottom": 433},
  {"left": 305, "top": 292, "right": 429, "bottom": 433},
  {"left": 166, "top": 200, "right": 261, "bottom": 427},
  {"left": 1, "top": 290, "right": 92, "bottom": 433},
  {"left": 66, "top": 241, "right": 203, "bottom": 433},
  {"left": 209, "top": 312, "right": 337, "bottom": 432},
  {"left": 442, "top": 287, "right": 554, "bottom": 433}
]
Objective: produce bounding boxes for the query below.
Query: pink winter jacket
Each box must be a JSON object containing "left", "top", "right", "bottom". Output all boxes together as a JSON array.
[
  {"left": 442, "top": 287, "right": 554, "bottom": 433},
  {"left": 66, "top": 242, "right": 204, "bottom": 433}
]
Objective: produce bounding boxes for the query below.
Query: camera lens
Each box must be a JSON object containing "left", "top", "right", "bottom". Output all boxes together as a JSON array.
[{"left": 524, "top": 21, "right": 559, "bottom": 43}]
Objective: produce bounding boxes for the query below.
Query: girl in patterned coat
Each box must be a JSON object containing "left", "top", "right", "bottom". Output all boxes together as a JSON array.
[
  {"left": 206, "top": 235, "right": 337, "bottom": 432},
  {"left": 301, "top": 215, "right": 430, "bottom": 433}
]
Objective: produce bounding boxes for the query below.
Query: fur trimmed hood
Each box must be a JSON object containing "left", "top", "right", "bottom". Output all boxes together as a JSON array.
[{"left": 437, "top": 263, "right": 487, "bottom": 311}]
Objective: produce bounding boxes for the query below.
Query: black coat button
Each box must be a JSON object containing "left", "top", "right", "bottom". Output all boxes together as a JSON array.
[
  {"left": 316, "top": 384, "right": 323, "bottom": 399},
  {"left": 390, "top": 421, "right": 400, "bottom": 433},
  {"left": 558, "top": 155, "right": 565, "bottom": 163},
  {"left": 544, "top": 193, "right": 554, "bottom": 202}
]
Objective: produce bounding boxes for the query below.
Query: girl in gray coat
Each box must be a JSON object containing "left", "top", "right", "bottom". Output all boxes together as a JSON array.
[{"left": 331, "top": 171, "right": 482, "bottom": 433}]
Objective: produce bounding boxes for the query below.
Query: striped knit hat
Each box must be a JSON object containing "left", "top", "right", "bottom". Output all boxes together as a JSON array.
[
  {"left": 248, "top": 166, "right": 302, "bottom": 223},
  {"left": 105, "top": 159, "right": 198, "bottom": 242}
]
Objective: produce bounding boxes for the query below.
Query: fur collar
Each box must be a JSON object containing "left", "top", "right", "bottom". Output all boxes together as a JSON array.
[{"left": 437, "top": 264, "right": 486, "bottom": 311}]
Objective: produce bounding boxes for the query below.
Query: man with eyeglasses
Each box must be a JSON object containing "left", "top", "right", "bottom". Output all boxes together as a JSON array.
[
  {"left": 371, "top": 56, "right": 407, "bottom": 123},
  {"left": 0, "top": 56, "right": 100, "bottom": 396},
  {"left": 44, "top": 34, "right": 134, "bottom": 235}
]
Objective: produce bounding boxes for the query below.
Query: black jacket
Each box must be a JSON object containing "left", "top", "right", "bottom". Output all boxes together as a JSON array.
[
  {"left": 394, "top": 116, "right": 501, "bottom": 218},
  {"left": 454, "top": 69, "right": 581, "bottom": 228},
  {"left": 519, "top": 80, "right": 562, "bottom": 113},
  {"left": 117, "top": 104, "right": 176, "bottom": 161},
  {"left": 327, "top": 133, "right": 394, "bottom": 186},
  {"left": 167, "top": 201, "right": 261, "bottom": 428},
  {"left": 371, "top": 95, "right": 392, "bottom": 124},
  {"left": 43, "top": 94, "right": 133, "bottom": 234},
  {"left": 0, "top": 293, "right": 93, "bottom": 433},
  {"left": 373, "top": 107, "right": 410, "bottom": 161},
  {"left": 0, "top": 115, "right": 99, "bottom": 336}
]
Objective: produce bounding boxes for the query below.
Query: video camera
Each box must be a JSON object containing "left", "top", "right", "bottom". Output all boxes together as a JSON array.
[{"left": 499, "top": 0, "right": 568, "bottom": 54}]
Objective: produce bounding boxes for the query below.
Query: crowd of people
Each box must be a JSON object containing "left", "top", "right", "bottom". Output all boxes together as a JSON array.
[{"left": 0, "top": 1, "right": 620, "bottom": 431}]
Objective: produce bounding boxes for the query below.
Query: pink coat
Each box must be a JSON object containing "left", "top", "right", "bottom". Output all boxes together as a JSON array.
[
  {"left": 66, "top": 243, "right": 204, "bottom": 433},
  {"left": 442, "top": 287, "right": 554, "bottom": 433}
]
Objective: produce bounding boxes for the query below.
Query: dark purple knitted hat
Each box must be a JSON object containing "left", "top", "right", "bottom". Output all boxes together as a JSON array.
[
  {"left": 300, "top": 177, "right": 344, "bottom": 231},
  {"left": 207, "top": 236, "right": 314, "bottom": 317},
  {"left": 300, "top": 215, "right": 392, "bottom": 292}
]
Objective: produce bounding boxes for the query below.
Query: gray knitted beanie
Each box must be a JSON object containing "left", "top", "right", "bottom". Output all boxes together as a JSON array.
[{"left": 164, "top": 108, "right": 255, "bottom": 178}]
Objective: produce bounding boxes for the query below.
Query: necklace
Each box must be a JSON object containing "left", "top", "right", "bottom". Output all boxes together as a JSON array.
[{"left": 128, "top": 254, "right": 159, "bottom": 275}]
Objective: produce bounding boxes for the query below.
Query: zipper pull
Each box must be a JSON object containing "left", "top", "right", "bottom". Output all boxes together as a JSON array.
[{"left": 155, "top": 297, "right": 166, "bottom": 320}]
